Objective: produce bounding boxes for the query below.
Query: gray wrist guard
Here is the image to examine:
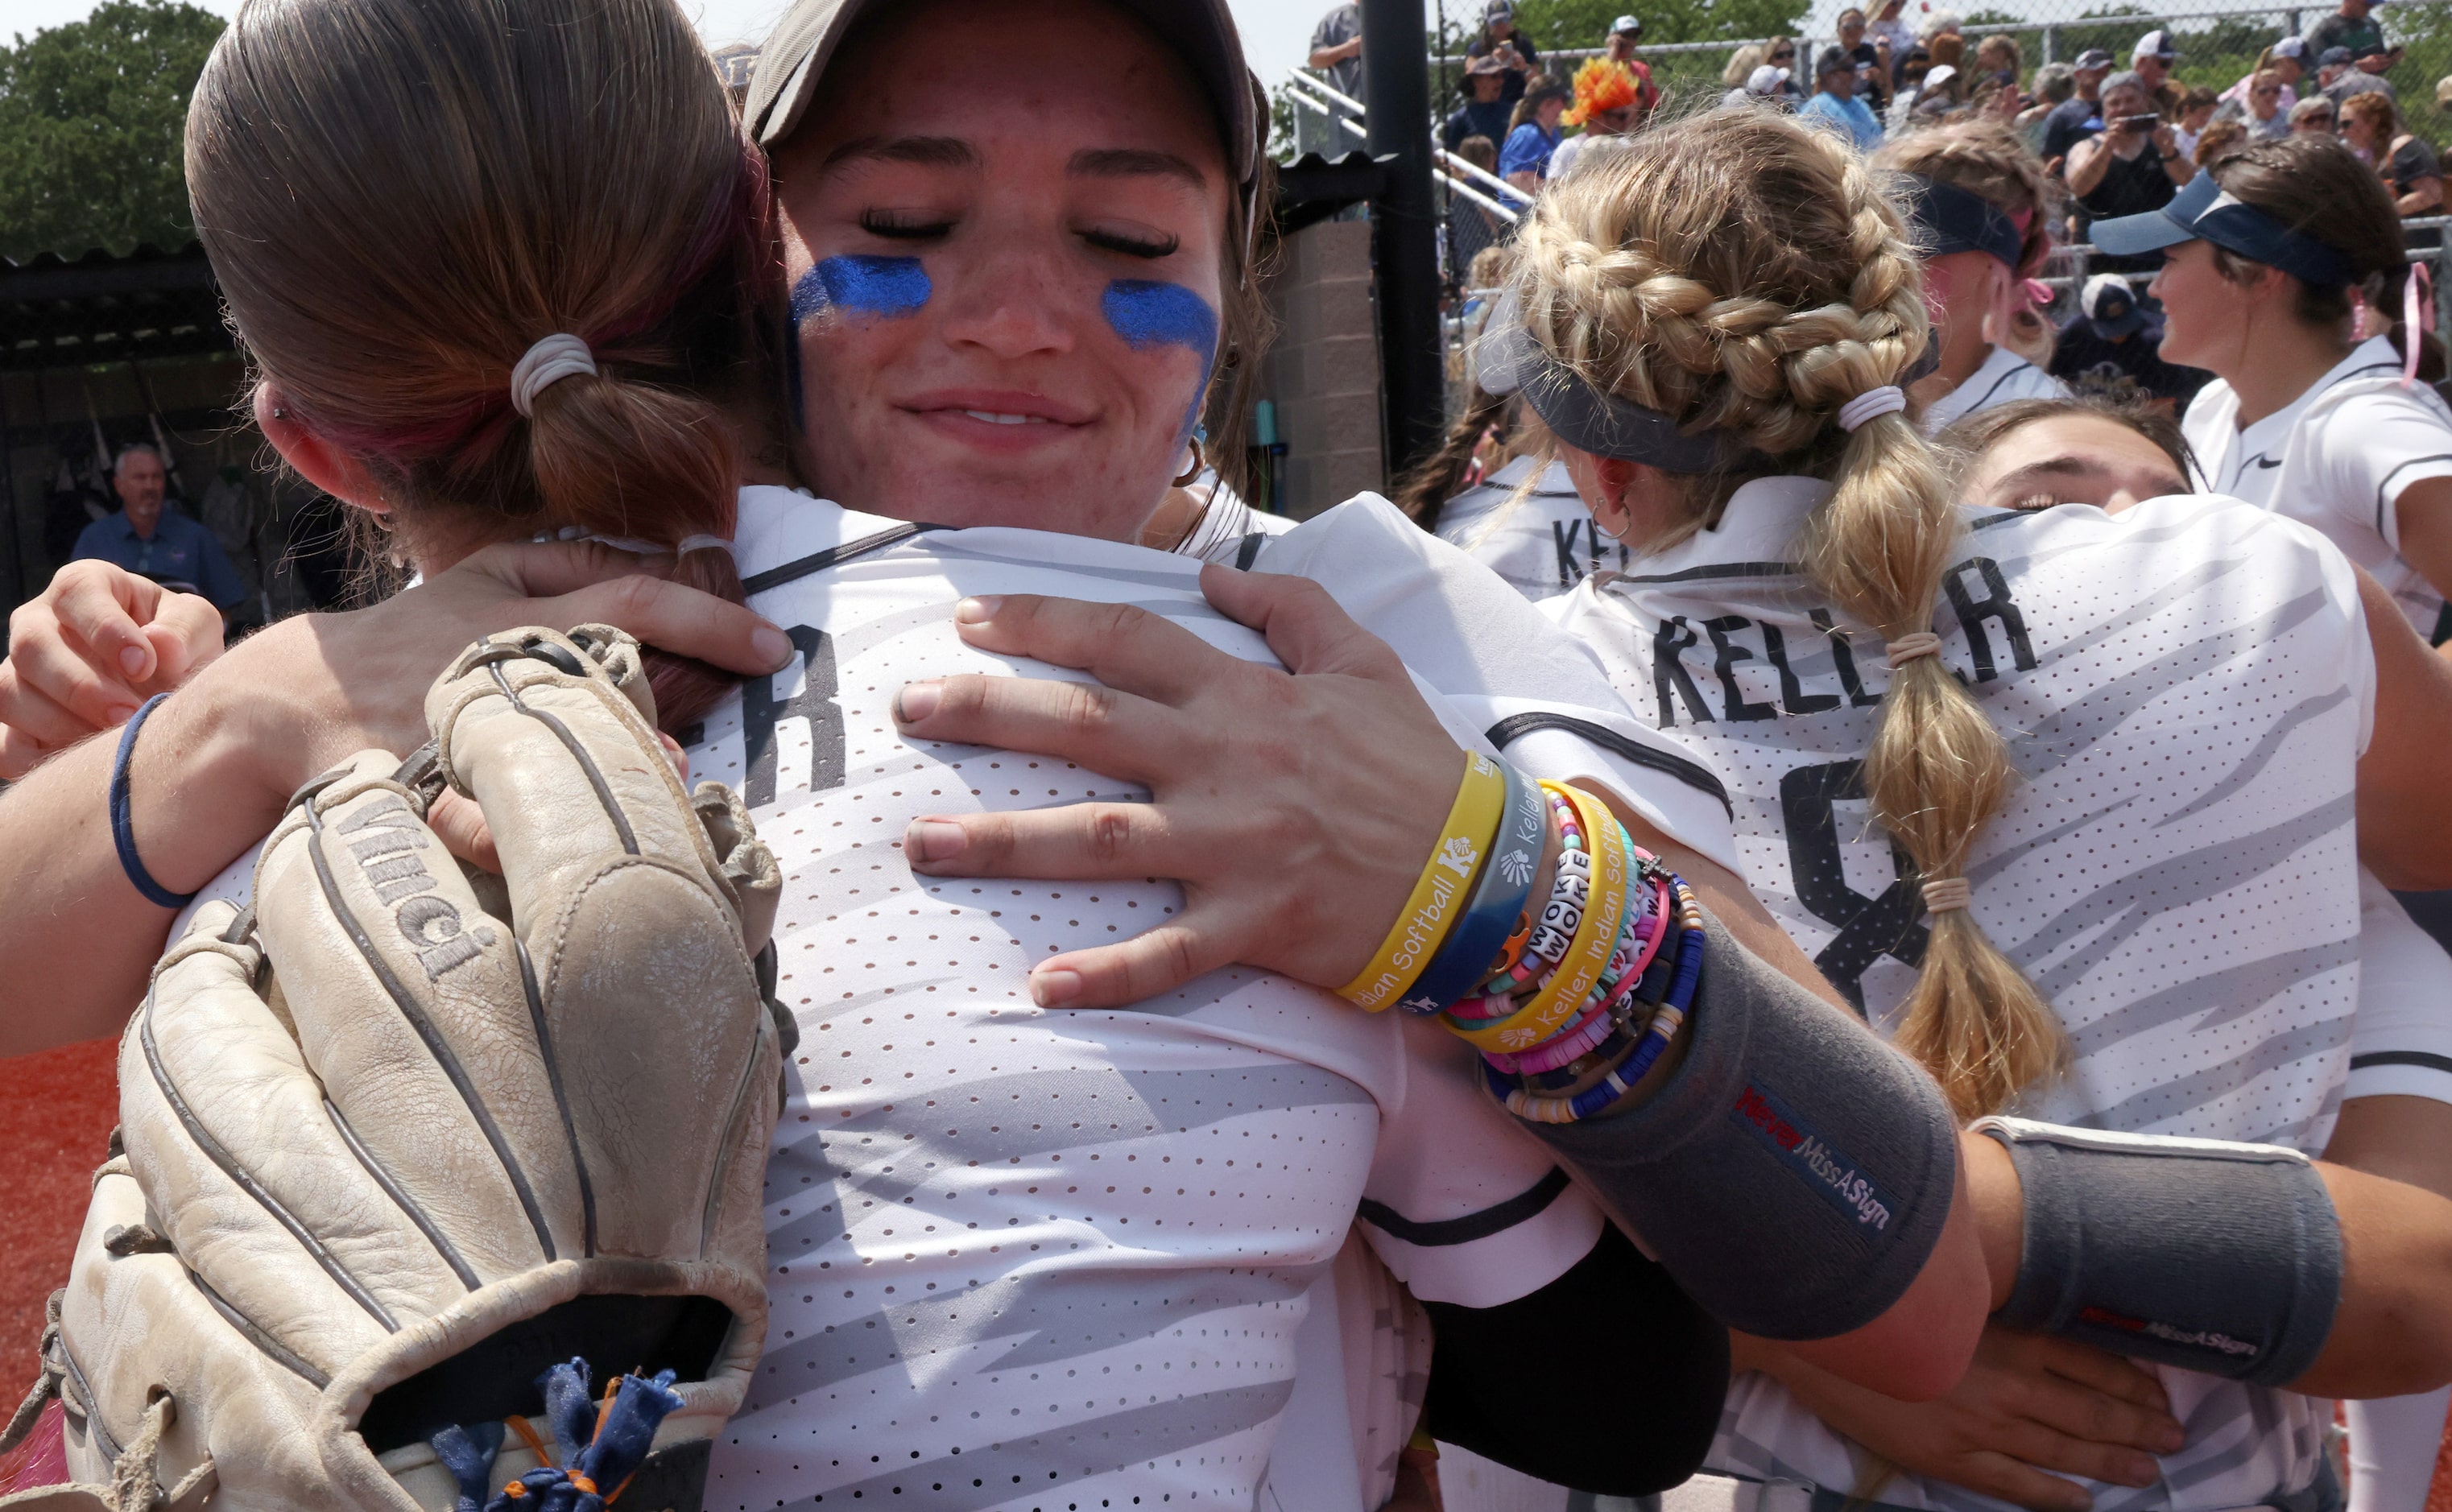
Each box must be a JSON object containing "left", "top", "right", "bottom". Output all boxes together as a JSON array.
[
  {"left": 1976, "top": 1117, "right": 2342, "bottom": 1387},
  {"left": 1521, "top": 911, "right": 1959, "bottom": 1341}
]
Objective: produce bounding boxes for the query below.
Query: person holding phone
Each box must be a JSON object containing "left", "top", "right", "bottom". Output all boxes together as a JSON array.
[
  {"left": 1467, "top": 0, "right": 1543, "bottom": 104},
  {"left": 2067, "top": 71, "right": 2192, "bottom": 266}
]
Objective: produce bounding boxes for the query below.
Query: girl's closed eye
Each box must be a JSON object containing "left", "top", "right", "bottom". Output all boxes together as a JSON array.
[
  {"left": 1081, "top": 225, "right": 1181, "bottom": 258},
  {"left": 860, "top": 209, "right": 956, "bottom": 240}
]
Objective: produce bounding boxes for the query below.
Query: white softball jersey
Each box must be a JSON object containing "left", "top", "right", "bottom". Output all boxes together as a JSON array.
[
  {"left": 1918, "top": 345, "right": 2069, "bottom": 434},
  {"left": 2182, "top": 334, "right": 2452, "bottom": 638},
  {"left": 174, "top": 485, "right": 1743, "bottom": 1512},
  {"left": 1434, "top": 456, "right": 1630, "bottom": 602},
  {"left": 1549, "top": 478, "right": 2380, "bottom": 1512},
  {"left": 684, "top": 486, "right": 1739, "bottom": 1512}
]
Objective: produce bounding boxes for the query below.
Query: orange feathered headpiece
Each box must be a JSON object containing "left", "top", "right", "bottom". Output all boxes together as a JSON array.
[{"left": 1563, "top": 57, "right": 1643, "bottom": 125}]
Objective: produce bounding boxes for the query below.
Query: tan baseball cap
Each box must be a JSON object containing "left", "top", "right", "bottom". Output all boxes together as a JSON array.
[{"left": 742, "top": 0, "right": 1264, "bottom": 185}]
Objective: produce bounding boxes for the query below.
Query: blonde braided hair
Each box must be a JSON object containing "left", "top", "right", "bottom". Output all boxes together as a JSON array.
[{"left": 1512, "top": 109, "right": 2064, "bottom": 1117}]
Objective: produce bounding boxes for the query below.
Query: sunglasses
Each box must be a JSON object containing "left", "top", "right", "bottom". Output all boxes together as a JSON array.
[{"left": 1772, "top": 48, "right": 1796, "bottom": 60}]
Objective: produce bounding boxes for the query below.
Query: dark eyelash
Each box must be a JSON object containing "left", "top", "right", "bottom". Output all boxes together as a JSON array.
[
  {"left": 1084, "top": 229, "right": 1180, "bottom": 258},
  {"left": 860, "top": 211, "right": 953, "bottom": 239},
  {"left": 2013, "top": 493, "right": 2063, "bottom": 510}
]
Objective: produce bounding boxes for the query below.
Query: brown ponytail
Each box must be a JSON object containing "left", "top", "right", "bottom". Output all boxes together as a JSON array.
[
  {"left": 1515, "top": 109, "right": 2064, "bottom": 1116},
  {"left": 187, "top": 0, "right": 781, "bottom": 732},
  {"left": 1394, "top": 386, "right": 1514, "bottom": 529}
]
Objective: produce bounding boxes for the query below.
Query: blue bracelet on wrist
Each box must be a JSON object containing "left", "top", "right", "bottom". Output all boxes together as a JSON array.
[
  {"left": 1397, "top": 758, "right": 1544, "bottom": 1015},
  {"left": 111, "top": 693, "right": 197, "bottom": 910}
]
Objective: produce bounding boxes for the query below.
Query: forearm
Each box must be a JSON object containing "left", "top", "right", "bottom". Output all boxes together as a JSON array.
[
  {"left": 2065, "top": 147, "right": 2111, "bottom": 196},
  {"left": 0, "top": 618, "right": 346, "bottom": 1057},
  {"left": 2354, "top": 566, "right": 2452, "bottom": 887},
  {"left": 2292, "top": 1095, "right": 2452, "bottom": 1397}
]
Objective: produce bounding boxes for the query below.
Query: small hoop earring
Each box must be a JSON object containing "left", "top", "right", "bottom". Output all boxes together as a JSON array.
[{"left": 1172, "top": 437, "right": 1206, "bottom": 489}]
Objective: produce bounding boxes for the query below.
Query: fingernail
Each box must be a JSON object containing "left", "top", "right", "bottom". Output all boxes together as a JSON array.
[
  {"left": 752, "top": 624, "right": 793, "bottom": 669},
  {"left": 118, "top": 647, "right": 147, "bottom": 676},
  {"left": 903, "top": 818, "right": 966, "bottom": 863},
  {"left": 953, "top": 596, "right": 1002, "bottom": 625},
  {"left": 894, "top": 681, "right": 941, "bottom": 723},
  {"left": 104, "top": 704, "right": 139, "bottom": 727},
  {"left": 2156, "top": 1428, "right": 2185, "bottom": 1453},
  {"left": 1029, "top": 968, "right": 1082, "bottom": 1007}
]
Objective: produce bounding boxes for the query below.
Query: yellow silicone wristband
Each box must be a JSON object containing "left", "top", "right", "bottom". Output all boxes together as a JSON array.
[
  {"left": 1447, "top": 783, "right": 1629, "bottom": 1053},
  {"left": 1337, "top": 750, "right": 1511, "bottom": 1011}
]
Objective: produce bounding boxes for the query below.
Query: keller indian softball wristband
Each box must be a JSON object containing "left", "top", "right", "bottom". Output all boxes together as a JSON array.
[
  {"left": 111, "top": 692, "right": 199, "bottom": 910},
  {"left": 1396, "top": 759, "right": 1544, "bottom": 1016},
  {"left": 1338, "top": 750, "right": 1510, "bottom": 1012},
  {"left": 1447, "top": 783, "right": 1631, "bottom": 1053}
]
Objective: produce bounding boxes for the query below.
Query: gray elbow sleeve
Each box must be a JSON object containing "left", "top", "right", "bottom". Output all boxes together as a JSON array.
[
  {"left": 1977, "top": 1117, "right": 2342, "bottom": 1387},
  {"left": 1520, "top": 912, "right": 1960, "bottom": 1341}
]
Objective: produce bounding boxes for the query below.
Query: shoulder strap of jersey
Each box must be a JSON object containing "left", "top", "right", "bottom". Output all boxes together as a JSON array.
[{"left": 741, "top": 521, "right": 947, "bottom": 596}]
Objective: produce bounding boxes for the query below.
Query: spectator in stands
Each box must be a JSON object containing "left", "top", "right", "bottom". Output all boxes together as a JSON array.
[
  {"left": 2042, "top": 48, "right": 2113, "bottom": 161},
  {"left": 2218, "top": 69, "right": 2293, "bottom": 139},
  {"left": 1925, "top": 27, "right": 1965, "bottom": 89},
  {"left": 1762, "top": 36, "right": 1807, "bottom": 99},
  {"left": 1722, "top": 61, "right": 1794, "bottom": 110},
  {"left": 2293, "top": 93, "right": 2338, "bottom": 133},
  {"left": 2222, "top": 37, "right": 2303, "bottom": 114},
  {"left": 1800, "top": 43, "right": 1883, "bottom": 149},
  {"left": 2439, "top": 73, "right": 2452, "bottom": 111},
  {"left": 2017, "top": 62, "right": 2073, "bottom": 151},
  {"left": 1307, "top": 1, "right": 1362, "bottom": 101},
  {"left": 2305, "top": 0, "right": 2398, "bottom": 73},
  {"left": 1467, "top": 0, "right": 1543, "bottom": 104},
  {"left": 2341, "top": 89, "right": 2444, "bottom": 213},
  {"left": 2132, "top": 30, "right": 2181, "bottom": 114},
  {"left": 1601, "top": 17, "right": 1661, "bottom": 118},
  {"left": 2051, "top": 271, "right": 2210, "bottom": 411},
  {"left": 1868, "top": 0, "right": 1915, "bottom": 64},
  {"left": 1722, "top": 42, "right": 1767, "bottom": 92},
  {"left": 1912, "top": 60, "right": 1969, "bottom": 122},
  {"left": 2329, "top": 42, "right": 2399, "bottom": 102},
  {"left": 2194, "top": 115, "right": 2250, "bottom": 167},
  {"left": 1445, "top": 133, "right": 1507, "bottom": 274},
  {"left": 1836, "top": 8, "right": 1889, "bottom": 109},
  {"left": 1973, "top": 33, "right": 2020, "bottom": 90},
  {"left": 1549, "top": 59, "right": 1644, "bottom": 179},
  {"left": 71, "top": 445, "right": 244, "bottom": 615},
  {"left": 1499, "top": 73, "right": 1569, "bottom": 191},
  {"left": 2173, "top": 85, "right": 2219, "bottom": 158},
  {"left": 2317, "top": 45, "right": 2354, "bottom": 93},
  {"left": 1445, "top": 55, "right": 1513, "bottom": 151},
  {"left": 2070, "top": 72, "right": 2191, "bottom": 257},
  {"left": 1886, "top": 46, "right": 1933, "bottom": 133}
]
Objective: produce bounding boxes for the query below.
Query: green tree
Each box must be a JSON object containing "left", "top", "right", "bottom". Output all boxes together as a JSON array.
[{"left": 0, "top": 0, "right": 224, "bottom": 262}]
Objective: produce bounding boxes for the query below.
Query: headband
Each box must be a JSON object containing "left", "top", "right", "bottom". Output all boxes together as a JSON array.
[
  {"left": 1475, "top": 292, "right": 1763, "bottom": 474},
  {"left": 2088, "top": 171, "right": 2361, "bottom": 288},
  {"left": 1904, "top": 176, "right": 2025, "bottom": 271}
]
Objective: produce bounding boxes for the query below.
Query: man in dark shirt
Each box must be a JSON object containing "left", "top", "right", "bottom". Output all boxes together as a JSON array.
[
  {"left": 2042, "top": 48, "right": 2114, "bottom": 162},
  {"left": 1308, "top": 1, "right": 1363, "bottom": 101},
  {"left": 70, "top": 444, "right": 246, "bottom": 613},
  {"left": 1445, "top": 55, "right": 1514, "bottom": 151},
  {"left": 2305, "top": 0, "right": 2398, "bottom": 72},
  {"left": 2051, "top": 273, "right": 2210, "bottom": 411}
]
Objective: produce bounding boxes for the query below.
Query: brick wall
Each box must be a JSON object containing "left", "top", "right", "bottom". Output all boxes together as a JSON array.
[{"left": 1260, "top": 218, "right": 1386, "bottom": 518}]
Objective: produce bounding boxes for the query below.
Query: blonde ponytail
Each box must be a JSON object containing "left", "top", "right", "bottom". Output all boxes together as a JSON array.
[{"left": 1514, "top": 109, "right": 2064, "bottom": 1117}]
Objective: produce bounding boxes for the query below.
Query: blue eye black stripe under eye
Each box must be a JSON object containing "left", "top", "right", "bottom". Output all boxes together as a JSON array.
[
  {"left": 793, "top": 255, "right": 932, "bottom": 323},
  {"left": 1102, "top": 279, "right": 1218, "bottom": 444}
]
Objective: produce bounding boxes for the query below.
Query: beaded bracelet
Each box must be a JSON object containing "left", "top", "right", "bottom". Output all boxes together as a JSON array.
[
  {"left": 1337, "top": 751, "right": 1510, "bottom": 1012},
  {"left": 1486, "top": 872, "right": 1706, "bottom": 1123}
]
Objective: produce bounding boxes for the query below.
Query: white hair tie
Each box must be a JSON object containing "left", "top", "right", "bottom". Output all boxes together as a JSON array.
[
  {"left": 676, "top": 534, "right": 732, "bottom": 556},
  {"left": 1837, "top": 385, "right": 1908, "bottom": 432},
  {"left": 511, "top": 333, "right": 598, "bottom": 418},
  {"left": 1884, "top": 630, "right": 1943, "bottom": 669},
  {"left": 1921, "top": 876, "right": 1972, "bottom": 914}
]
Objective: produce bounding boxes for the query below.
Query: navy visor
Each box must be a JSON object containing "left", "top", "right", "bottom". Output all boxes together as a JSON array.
[
  {"left": 1904, "top": 176, "right": 2025, "bottom": 269},
  {"left": 2088, "top": 171, "right": 2359, "bottom": 287}
]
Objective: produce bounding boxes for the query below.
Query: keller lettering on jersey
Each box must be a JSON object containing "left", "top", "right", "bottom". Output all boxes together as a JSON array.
[{"left": 1648, "top": 556, "right": 2037, "bottom": 727}]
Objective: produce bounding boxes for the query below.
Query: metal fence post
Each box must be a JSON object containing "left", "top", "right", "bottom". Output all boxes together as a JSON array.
[
  {"left": 2041, "top": 24, "right": 2056, "bottom": 64},
  {"left": 1361, "top": 0, "right": 1445, "bottom": 481}
]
